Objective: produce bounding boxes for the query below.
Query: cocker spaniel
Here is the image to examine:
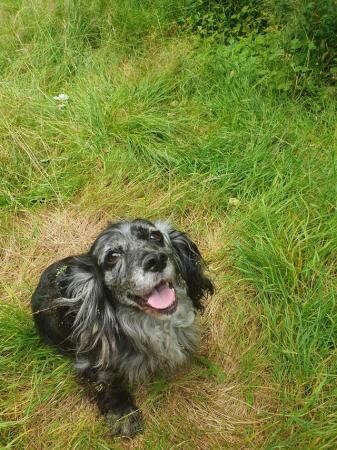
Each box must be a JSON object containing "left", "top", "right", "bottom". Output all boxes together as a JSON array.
[{"left": 31, "top": 219, "right": 214, "bottom": 437}]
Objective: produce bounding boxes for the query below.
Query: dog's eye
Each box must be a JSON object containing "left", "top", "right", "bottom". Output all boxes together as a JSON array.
[
  {"left": 106, "top": 251, "right": 121, "bottom": 266},
  {"left": 150, "top": 230, "right": 164, "bottom": 243}
]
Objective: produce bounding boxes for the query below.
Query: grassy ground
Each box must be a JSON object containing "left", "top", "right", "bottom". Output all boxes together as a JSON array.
[{"left": 1, "top": 1, "right": 336, "bottom": 448}]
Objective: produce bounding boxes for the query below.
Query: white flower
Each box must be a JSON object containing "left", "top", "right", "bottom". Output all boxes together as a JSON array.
[{"left": 53, "top": 93, "right": 70, "bottom": 102}]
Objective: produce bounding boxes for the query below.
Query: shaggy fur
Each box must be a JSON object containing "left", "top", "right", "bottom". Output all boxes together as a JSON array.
[{"left": 31, "top": 219, "right": 214, "bottom": 437}]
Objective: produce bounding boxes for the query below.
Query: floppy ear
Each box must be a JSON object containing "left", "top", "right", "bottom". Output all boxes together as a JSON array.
[
  {"left": 61, "top": 254, "right": 118, "bottom": 367},
  {"left": 64, "top": 255, "right": 107, "bottom": 315},
  {"left": 166, "top": 227, "right": 214, "bottom": 313}
]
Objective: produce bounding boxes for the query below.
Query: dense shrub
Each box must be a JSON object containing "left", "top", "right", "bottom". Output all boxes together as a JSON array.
[
  {"left": 178, "top": 0, "right": 270, "bottom": 42},
  {"left": 179, "top": 0, "right": 337, "bottom": 95},
  {"left": 269, "top": 0, "right": 337, "bottom": 86}
]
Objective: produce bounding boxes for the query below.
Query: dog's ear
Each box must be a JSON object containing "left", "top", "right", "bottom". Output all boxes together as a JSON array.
[
  {"left": 64, "top": 254, "right": 118, "bottom": 366},
  {"left": 66, "top": 255, "right": 107, "bottom": 316},
  {"left": 157, "top": 222, "right": 214, "bottom": 312}
]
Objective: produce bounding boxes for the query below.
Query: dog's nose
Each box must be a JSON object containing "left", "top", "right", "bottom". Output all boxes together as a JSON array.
[{"left": 143, "top": 252, "right": 168, "bottom": 272}]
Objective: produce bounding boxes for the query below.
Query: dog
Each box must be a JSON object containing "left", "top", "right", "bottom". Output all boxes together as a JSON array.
[{"left": 31, "top": 218, "right": 214, "bottom": 437}]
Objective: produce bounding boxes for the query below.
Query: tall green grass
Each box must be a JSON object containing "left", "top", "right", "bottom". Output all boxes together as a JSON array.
[{"left": 1, "top": 1, "right": 336, "bottom": 448}]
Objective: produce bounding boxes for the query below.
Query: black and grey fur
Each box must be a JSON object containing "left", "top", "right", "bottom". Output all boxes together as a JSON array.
[{"left": 31, "top": 219, "right": 214, "bottom": 437}]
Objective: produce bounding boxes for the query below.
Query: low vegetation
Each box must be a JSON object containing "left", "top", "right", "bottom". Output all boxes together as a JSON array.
[{"left": 1, "top": 1, "right": 336, "bottom": 448}]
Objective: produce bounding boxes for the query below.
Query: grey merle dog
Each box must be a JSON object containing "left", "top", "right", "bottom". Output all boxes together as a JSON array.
[{"left": 31, "top": 219, "right": 214, "bottom": 437}]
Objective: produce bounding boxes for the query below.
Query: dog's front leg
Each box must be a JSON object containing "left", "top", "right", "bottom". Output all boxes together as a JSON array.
[{"left": 95, "top": 376, "right": 143, "bottom": 438}]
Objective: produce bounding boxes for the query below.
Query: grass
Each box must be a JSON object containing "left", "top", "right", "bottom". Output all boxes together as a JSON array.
[{"left": 0, "top": 1, "right": 336, "bottom": 448}]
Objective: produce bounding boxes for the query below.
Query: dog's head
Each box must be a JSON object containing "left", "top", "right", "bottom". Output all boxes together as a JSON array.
[{"left": 88, "top": 219, "right": 213, "bottom": 315}]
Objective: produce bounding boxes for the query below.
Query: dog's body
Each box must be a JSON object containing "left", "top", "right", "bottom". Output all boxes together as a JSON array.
[{"left": 32, "top": 219, "right": 213, "bottom": 436}]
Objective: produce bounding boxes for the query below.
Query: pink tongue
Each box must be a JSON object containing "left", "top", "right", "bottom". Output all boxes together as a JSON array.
[{"left": 147, "top": 284, "right": 175, "bottom": 310}]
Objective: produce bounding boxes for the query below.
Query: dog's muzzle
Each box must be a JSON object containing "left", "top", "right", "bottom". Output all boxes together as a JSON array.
[
  {"left": 131, "top": 280, "right": 177, "bottom": 314},
  {"left": 143, "top": 252, "right": 168, "bottom": 273}
]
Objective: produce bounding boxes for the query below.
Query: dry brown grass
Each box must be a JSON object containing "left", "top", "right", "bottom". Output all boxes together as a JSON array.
[{"left": 1, "top": 206, "right": 276, "bottom": 449}]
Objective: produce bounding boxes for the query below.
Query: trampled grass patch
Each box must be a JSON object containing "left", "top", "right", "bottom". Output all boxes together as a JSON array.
[
  {"left": 1, "top": 1, "right": 336, "bottom": 448},
  {"left": 1, "top": 208, "right": 271, "bottom": 449}
]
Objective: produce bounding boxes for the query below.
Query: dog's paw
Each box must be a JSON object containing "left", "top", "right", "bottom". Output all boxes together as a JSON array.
[{"left": 106, "top": 407, "right": 143, "bottom": 438}]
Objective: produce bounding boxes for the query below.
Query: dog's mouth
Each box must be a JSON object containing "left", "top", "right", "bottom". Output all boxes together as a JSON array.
[{"left": 132, "top": 281, "right": 177, "bottom": 314}]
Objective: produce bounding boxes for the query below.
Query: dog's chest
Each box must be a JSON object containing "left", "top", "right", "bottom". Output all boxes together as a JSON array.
[
  {"left": 116, "top": 303, "right": 198, "bottom": 382},
  {"left": 144, "top": 316, "right": 196, "bottom": 361}
]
